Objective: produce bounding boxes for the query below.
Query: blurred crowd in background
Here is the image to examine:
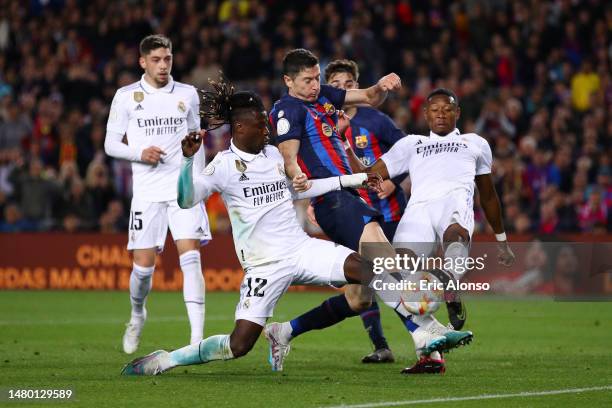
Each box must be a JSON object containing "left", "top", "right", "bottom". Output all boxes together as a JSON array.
[{"left": 0, "top": 0, "right": 610, "bottom": 235}]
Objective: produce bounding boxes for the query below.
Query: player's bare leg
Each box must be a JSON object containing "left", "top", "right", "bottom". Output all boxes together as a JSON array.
[
  {"left": 176, "top": 239, "right": 205, "bottom": 345},
  {"left": 122, "top": 320, "right": 260, "bottom": 376},
  {"left": 123, "top": 248, "right": 156, "bottom": 354}
]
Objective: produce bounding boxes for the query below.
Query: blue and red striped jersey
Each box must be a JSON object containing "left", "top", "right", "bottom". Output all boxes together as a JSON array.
[
  {"left": 270, "top": 85, "right": 351, "bottom": 179},
  {"left": 346, "top": 107, "right": 408, "bottom": 222}
]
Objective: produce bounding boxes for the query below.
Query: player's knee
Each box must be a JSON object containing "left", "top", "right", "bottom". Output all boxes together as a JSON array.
[
  {"left": 345, "top": 291, "right": 372, "bottom": 313},
  {"left": 443, "top": 224, "right": 469, "bottom": 245},
  {"left": 229, "top": 338, "right": 255, "bottom": 358}
]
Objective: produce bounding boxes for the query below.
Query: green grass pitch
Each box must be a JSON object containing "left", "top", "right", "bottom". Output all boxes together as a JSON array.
[{"left": 1, "top": 291, "right": 611, "bottom": 407}]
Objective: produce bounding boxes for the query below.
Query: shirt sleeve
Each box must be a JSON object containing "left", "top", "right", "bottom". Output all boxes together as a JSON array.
[
  {"left": 104, "top": 130, "right": 143, "bottom": 162},
  {"left": 187, "top": 87, "right": 201, "bottom": 132},
  {"left": 178, "top": 153, "right": 226, "bottom": 208},
  {"left": 475, "top": 136, "right": 493, "bottom": 175},
  {"left": 288, "top": 176, "right": 342, "bottom": 200},
  {"left": 380, "top": 135, "right": 414, "bottom": 178},
  {"left": 320, "top": 84, "right": 346, "bottom": 110},
  {"left": 272, "top": 102, "right": 305, "bottom": 144},
  {"left": 106, "top": 90, "right": 129, "bottom": 134}
]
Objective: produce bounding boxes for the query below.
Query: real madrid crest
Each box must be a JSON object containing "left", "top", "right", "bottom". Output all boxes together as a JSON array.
[
  {"left": 356, "top": 134, "right": 369, "bottom": 148},
  {"left": 235, "top": 159, "right": 247, "bottom": 173},
  {"left": 321, "top": 123, "right": 333, "bottom": 137},
  {"left": 133, "top": 91, "right": 144, "bottom": 103},
  {"left": 277, "top": 163, "right": 285, "bottom": 176},
  {"left": 178, "top": 101, "right": 186, "bottom": 113}
]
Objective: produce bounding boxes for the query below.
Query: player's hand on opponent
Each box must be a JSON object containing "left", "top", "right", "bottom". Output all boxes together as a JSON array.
[
  {"left": 181, "top": 130, "right": 205, "bottom": 158},
  {"left": 364, "top": 173, "right": 383, "bottom": 193},
  {"left": 292, "top": 173, "right": 312, "bottom": 192},
  {"left": 377, "top": 73, "right": 401, "bottom": 92},
  {"left": 497, "top": 241, "right": 516, "bottom": 267},
  {"left": 377, "top": 179, "right": 397, "bottom": 199},
  {"left": 141, "top": 146, "right": 166, "bottom": 164}
]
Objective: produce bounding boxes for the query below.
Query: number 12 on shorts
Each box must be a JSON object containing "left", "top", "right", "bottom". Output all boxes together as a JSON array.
[{"left": 246, "top": 277, "right": 267, "bottom": 297}]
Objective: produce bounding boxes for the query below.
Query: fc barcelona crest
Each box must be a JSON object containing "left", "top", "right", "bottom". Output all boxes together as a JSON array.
[
  {"left": 133, "top": 91, "right": 144, "bottom": 103},
  {"left": 235, "top": 160, "right": 247, "bottom": 173},
  {"left": 356, "top": 135, "right": 368, "bottom": 148},
  {"left": 323, "top": 102, "right": 336, "bottom": 115}
]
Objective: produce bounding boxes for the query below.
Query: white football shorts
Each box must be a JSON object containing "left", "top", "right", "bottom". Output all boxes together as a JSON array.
[
  {"left": 127, "top": 196, "right": 211, "bottom": 251},
  {"left": 393, "top": 189, "right": 474, "bottom": 256},
  {"left": 234, "top": 238, "right": 354, "bottom": 326}
]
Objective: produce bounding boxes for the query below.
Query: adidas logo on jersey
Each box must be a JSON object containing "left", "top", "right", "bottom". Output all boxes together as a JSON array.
[
  {"left": 239, "top": 173, "right": 249, "bottom": 182},
  {"left": 196, "top": 226, "right": 204, "bottom": 233},
  {"left": 135, "top": 104, "right": 144, "bottom": 111},
  {"left": 415, "top": 139, "right": 422, "bottom": 145}
]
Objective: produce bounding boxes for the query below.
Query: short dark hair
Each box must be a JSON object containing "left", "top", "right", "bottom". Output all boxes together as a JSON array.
[
  {"left": 283, "top": 48, "right": 319, "bottom": 78},
  {"left": 426, "top": 88, "right": 459, "bottom": 105},
  {"left": 324, "top": 59, "right": 359, "bottom": 83},
  {"left": 139, "top": 34, "right": 172, "bottom": 56}
]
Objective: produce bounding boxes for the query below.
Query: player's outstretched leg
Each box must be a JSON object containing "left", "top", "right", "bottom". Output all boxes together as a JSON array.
[
  {"left": 123, "top": 260, "right": 155, "bottom": 354},
  {"left": 121, "top": 320, "right": 261, "bottom": 376}
]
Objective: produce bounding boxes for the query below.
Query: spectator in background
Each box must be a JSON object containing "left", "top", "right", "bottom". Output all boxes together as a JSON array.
[
  {"left": 571, "top": 60, "right": 600, "bottom": 112},
  {"left": 84, "top": 160, "right": 115, "bottom": 220},
  {"left": 0, "top": 0, "right": 610, "bottom": 234},
  {"left": 0, "top": 203, "right": 37, "bottom": 232}
]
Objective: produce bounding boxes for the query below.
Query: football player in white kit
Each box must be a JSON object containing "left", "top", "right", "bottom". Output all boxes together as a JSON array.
[
  {"left": 350, "top": 88, "right": 515, "bottom": 373},
  {"left": 104, "top": 35, "right": 210, "bottom": 353},
  {"left": 121, "top": 85, "right": 469, "bottom": 376}
]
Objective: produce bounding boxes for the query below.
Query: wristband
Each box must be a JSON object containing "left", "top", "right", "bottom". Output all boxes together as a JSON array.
[
  {"left": 339, "top": 173, "right": 367, "bottom": 188},
  {"left": 495, "top": 232, "right": 507, "bottom": 242}
]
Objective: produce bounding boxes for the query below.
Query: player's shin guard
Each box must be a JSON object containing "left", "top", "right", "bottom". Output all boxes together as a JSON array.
[
  {"left": 129, "top": 263, "right": 154, "bottom": 320},
  {"left": 289, "top": 294, "right": 358, "bottom": 338},
  {"left": 359, "top": 301, "right": 389, "bottom": 350},
  {"left": 180, "top": 250, "right": 205, "bottom": 345},
  {"left": 166, "top": 335, "right": 233, "bottom": 371}
]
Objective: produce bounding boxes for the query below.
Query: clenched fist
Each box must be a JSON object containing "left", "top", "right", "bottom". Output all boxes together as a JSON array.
[
  {"left": 181, "top": 130, "right": 205, "bottom": 158},
  {"left": 377, "top": 73, "right": 401, "bottom": 92}
]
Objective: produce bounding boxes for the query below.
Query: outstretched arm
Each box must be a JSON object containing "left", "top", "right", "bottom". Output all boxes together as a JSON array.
[
  {"left": 289, "top": 173, "right": 382, "bottom": 200},
  {"left": 343, "top": 73, "right": 401, "bottom": 108}
]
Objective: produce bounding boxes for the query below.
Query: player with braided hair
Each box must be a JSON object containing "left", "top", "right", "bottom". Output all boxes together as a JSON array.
[{"left": 121, "top": 80, "right": 449, "bottom": 376}]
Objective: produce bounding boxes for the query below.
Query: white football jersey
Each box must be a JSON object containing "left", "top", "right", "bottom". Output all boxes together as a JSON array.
[
  {"left": 381, "top": 128, "right": 492, "bottom": 207},
  {"left": 192, "top": 141, "right": 310, "bottom": 269},
  {"left": 106, "top": 75, "right": 202, "bottom": 202}
]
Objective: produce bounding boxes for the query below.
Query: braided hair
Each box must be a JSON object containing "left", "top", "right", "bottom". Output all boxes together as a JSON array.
[{"left": 199, "top": 75, "right": 265, "bottom": 131}]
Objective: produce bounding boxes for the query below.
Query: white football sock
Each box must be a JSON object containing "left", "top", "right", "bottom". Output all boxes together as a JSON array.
[
  {"left": 444, "top": 241, "right": 470, "bottom": 280},
  {"left": 180, "top": 250, "right": 205, "bottom": 344},
  {"left": 165, "top": 334, "right": 233, "bottom": 371},
  {"left": 129, "top": 263, "right": 154, "bottom": 321}
]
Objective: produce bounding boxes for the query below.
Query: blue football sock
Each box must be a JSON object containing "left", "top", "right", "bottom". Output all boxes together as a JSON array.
[
  {"left": 290, "top": 294, "right": 358, "bottom": 337},
  {"left": 359, "top": 300, "right": 389, "bottom": 350}
]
